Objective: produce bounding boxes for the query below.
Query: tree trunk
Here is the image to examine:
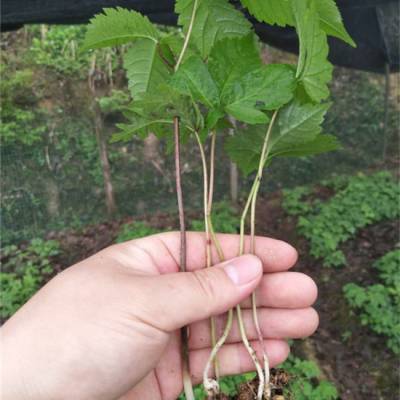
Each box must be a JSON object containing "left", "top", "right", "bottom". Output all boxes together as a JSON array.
[
  {"left": 144, "top": 133, "right": 163, "bottom": 173},
  {"left": 40, "top": 24, "right": 48, "bottom": 42},
  {"left": 382, "top": 62, "right": 391, "bottom": 162},
  {"left": 45, "top": 176, "right": 60, "bottom": 218},
  {"left": 88, "top": 54, "right": 117, "bottom": 216},
  {"left": 92, "top": 98, "right": 117, "bottom": 215},
  {"left": 230, "top": 161, "right": 239, "bottom": 205}
]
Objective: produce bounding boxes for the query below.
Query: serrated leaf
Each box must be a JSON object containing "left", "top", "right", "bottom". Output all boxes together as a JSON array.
[
  {"left": 269, "top": 134, "right": 341, "bottom": 159},
  {"left": 223, "top": 64, "right": 296, "bottom": 123},
  {"left": 270, "top": 100, "right": 330, "bottom": 151},
  {"left": 83, "top": 7, "right": 159, "bottom": 50},
  {"left": 240, "top": 0, "right": 293, "bottom": 27},
  {"left": 122, "top": 84, "right": 198, "bottom": 134},
  {"left": 293, "top": 1, "right": 333, "bottom": 102},
  {"left": 176, "top": 0, "right": 251, "bottom": 59},
  {"left": 315, "top": 0, "right": 356, "bottom": 47},
  {"left": 169, "top": 55, "right": 220, "bottom": 108},
  {"left": 209, "top": 34, "right": 262, "bottom": 99},
  {"left": 240, "top": 0, "right": 355, "bottom": 47},
  {"left": 123, "top": 39, "right": 171, "bottom": 98}
]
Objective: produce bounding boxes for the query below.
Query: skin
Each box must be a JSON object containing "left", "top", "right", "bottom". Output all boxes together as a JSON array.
[{"left": 1, "top": 232, "right": 318, "bottom": 400}]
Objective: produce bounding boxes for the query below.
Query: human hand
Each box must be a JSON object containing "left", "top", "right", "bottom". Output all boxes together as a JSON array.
[{"left": 2, "top": 232, "right": 318, "bottom": 400}]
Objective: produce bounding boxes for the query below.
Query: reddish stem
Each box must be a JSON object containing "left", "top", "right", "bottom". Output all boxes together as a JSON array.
[{"left": 174, "top": 116, "right": 194, "bottom": 399}]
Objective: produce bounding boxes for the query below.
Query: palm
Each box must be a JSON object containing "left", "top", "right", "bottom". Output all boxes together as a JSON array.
[{"left": 115, "top": 232, "right": 318, "bottom": 400}]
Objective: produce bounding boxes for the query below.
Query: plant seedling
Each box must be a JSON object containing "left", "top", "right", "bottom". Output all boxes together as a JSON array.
[{"left": 83, "top": 1, "right": 354, "bottom": 398}]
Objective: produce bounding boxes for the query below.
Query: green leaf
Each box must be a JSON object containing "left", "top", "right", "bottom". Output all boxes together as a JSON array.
[
  {"left": 83, "top": 7, "right": 159, "bottom": 50},
  {"left": 269, "top": 134, "right": 341, "bottom": 159},
  {"left": 240, "top": 0, "right": 355, "bottom": 47},
  {"left": 112, "top": 119, "right": 173, "bottom": 141},
  {"left": 225, "top": 107, "right": 337, "bottom": 175},
  {"left": 176, "top": 0, "right": 252, "bottom": 59},
  {"left": 270, "top": 100, "right": 330, "bottom": 151},
  {"left": 314, "top": 381, "right": 339, "bottom": 399},
  {"left": 240, "top": 0, "right": 293, "bottom": 27},
  {"left": 225, "top": 124, "right": 265, "bottom": 175},
  {"left": 122, "top": 84, "right": 198, "bottom": 136},
  {"left": 209, "top": 34, "right": 262, "bottom": 99},
  {"left": 169, "top": 55, "right": 220, "bottom": 108},
  {"left": 205, "top": 109, "right": 225, "bottom": 131},
  {"left": 225, "top": 105, "right": 269, "bottom": 124},
  {"left": 293, "top": 1, "right": 333, "bottom": 102},
  {"left": 123, "top": 39, "right": 171, "bottom": 98},
  {"left": 159, "top": 33, "right": 197, "bottom": 66},
  {"left": 223, "top": 64, "right": 296, "bottom": 123},
  {"left": 315, "top": 0, "right": 356, "bottom": 47}
]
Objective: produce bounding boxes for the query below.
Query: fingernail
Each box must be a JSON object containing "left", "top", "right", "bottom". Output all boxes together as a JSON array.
[{"left": 221, "top": 255, "right": 262, "bottom": 286}]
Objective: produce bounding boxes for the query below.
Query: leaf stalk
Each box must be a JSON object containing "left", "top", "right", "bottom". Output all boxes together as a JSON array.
[{"left": 174, "top": 116, "right": 194, "bottom": 400}]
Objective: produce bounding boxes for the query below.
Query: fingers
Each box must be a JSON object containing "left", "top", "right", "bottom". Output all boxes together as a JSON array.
[
  {"left": 189, "top": 339, "right": 290, "bottom": 386},
  {"left": 112, "top": 231, "right": 298, "bottom": 274},
  {"left": 189, "top": 307, "right": 319, "bottom": 349},
  {"left": 141, "top": 255, "right": 263, "bottom": 331},
  {"left": 240, "top": 271, "right": 318, "bottom": 309}
]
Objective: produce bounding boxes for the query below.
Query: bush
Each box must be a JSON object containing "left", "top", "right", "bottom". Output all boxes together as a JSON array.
[
  {"left": 0, "top": 239, "right": 60, "bottom": 319},
  {"left": 343, "top": 250, "right": 400, "bottom": 354},
  {"left": 190, "top": 201, "right": 238, "bottom": 234},
  {"left": 282, "top": 172, "right": 399, "bottom": 267},
  {"left": 281, "top": 355, "right": 338, "bottom": 400},
  {"left": 282, "top": 186, "right": 313, "bottom": 216},
  {"left": 115, "top": 221, "right": 159, "bottom": 243}
]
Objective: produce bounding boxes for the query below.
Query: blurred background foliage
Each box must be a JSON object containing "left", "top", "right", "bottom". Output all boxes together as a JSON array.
[{"left": 1, "top": 24, "right": 398, "bottom": 245}]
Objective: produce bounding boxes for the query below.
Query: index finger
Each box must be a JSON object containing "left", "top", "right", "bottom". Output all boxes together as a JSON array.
[{"left": 114, "top": 231, "right": 298, "bottom": 274}]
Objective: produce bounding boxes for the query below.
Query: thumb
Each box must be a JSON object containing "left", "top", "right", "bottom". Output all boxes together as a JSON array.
[{"left": 145, "top": 255, "right": 263, "bottom": 331}]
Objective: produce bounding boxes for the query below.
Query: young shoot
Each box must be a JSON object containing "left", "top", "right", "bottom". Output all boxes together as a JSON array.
[{"left": 82, "top": 0, "right": 354, "bottom": 398}]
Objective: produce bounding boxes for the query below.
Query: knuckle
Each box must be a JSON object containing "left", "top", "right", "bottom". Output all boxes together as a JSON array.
[{"left": 191, "top": 270, "right": 218, "bottom": 312}]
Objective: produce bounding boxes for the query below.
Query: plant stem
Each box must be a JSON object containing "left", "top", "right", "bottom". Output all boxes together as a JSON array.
[
  {"left": 175, "top": 0, "right": 199, "bottom": 71},
  {"left": 235, "top": 112, "right": 278, "bottom": 399},
  {"left": 237, "top": 178, "right": 264, "bottom": 400},
  {"left": 208, "top": 133, "right": 216, "bottom": 210},
  {"left": 249, "top": 110, "right": 278, "bottom": 399},
  {"left": 173, "top": 4, "right": 199, "bottom": 398},
  {"left": 207, "top": 133, "right": 219, "bottom": 385},
  {"left": 194, "top": 131, "right": 219, "bottom": 387},
  {"left": 236, "top": 304, "right": 265, "bottom": 400},
  {"left": 174, "top": 116, "right": 194, "bottom": 400},
  {"left": 195, "top": 132, "right": 236, "bottom": 399}
]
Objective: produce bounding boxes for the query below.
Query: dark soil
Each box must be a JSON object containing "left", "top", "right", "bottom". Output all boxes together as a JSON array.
[
  {"left": 45, "top": 191, "right": 399, "bottom": 400},
  {"left": 46, "top": 211, "right": 180, "bottom": 266}
]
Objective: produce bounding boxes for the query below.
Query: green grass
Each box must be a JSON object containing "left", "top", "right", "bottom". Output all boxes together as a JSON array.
[{"left": 115, "top": 221, "right": 160, "bottom": 243}]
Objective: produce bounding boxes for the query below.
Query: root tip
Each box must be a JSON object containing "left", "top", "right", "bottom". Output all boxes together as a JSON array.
[{"left": 204, "top": 378, "right": 219, "bottom": 397}]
